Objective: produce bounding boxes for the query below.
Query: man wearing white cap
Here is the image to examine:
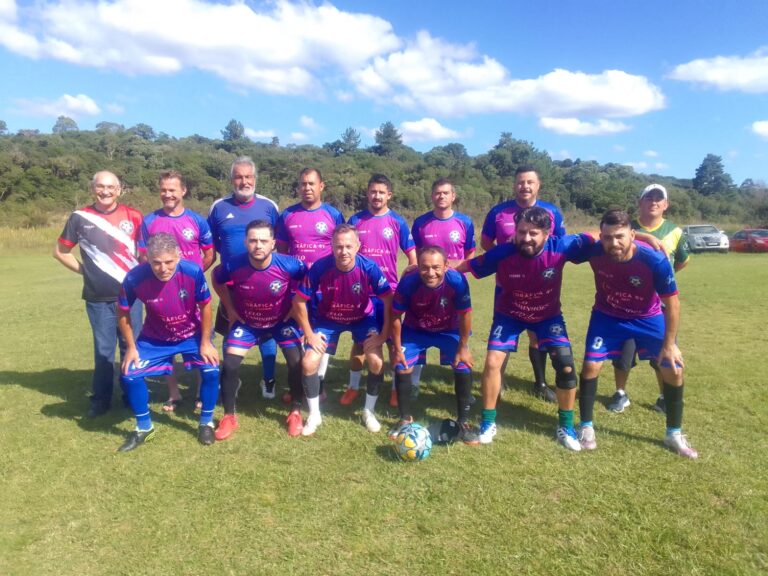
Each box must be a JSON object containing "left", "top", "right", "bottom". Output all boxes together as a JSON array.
[{"left": 607, "top": 183, "right": 690, "bottom": 414}]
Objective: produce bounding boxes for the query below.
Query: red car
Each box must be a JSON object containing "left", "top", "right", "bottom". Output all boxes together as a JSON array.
[{"left": 730, "top": 228, "right": 768, "bottom": 252}]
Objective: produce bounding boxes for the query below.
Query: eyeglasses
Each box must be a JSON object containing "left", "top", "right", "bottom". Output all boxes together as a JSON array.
[{"left": 94, "top": 184, "right": 119, "bottom": 192}]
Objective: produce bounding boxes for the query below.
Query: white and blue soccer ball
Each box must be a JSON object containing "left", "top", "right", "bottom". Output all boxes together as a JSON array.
[{"left": 393, "top": 422, "right": 432, "bottom": 462}]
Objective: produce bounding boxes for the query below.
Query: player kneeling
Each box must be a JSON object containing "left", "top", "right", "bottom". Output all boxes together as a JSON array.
[
  {"left": 117, "top": 233, "right": 219, "bottom": 452},
  {"left": 390, "top": 246, "right": 478, "bottom": 445}
]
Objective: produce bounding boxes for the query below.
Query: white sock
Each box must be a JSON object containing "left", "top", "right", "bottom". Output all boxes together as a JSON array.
[
  {"left": 307, "top": 396, "right": 321, "bottom": 416},
  {"left": 318, "top": 353, "right": 330, "bottom": 379},
  {"left": 412, "top": 364, "right": 424, "bottom": 387},
  {"left": 616, "top": 389, "right": 626, "bottom": 396},
  {"left": 348, "top": 370, "right": 362, "bottom": 390},
  {"left": 364, "top": 393, "right": 378, "bottom": 413}
]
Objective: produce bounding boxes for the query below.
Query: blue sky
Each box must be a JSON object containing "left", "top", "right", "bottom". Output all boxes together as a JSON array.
[{"left": 2, "top": 0, "right": 768, "bottom": 184}]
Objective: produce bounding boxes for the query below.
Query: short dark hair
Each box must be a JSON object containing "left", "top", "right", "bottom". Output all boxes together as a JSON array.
[
  {"left": 431, "top": 177, "right": 455, "bottom": 193},
  {"left": 600, "top": 209, "right": 632, "bottom": 229},
  {"left": 299, "top": 167, "right": 323, "bottom": 182},
  {"left": 245, "top": 219, "right": 274, "bottom": 237},
  {"left": 418, "top": 245, "right": 448, "bottom": 263},
  {"left": 158, "top": 169, "right": 186, "bottom": 188},
  {"left": 332, "top": 223, "right": 358, "bottom": 240},
  {"left": 514, "top": 206, "right": 551, "bottom": 231},
  {"left": 367, "top": 173, "right": 392, "bottom": 193},
  {"left": 514, "top": 165, "right": 539, "bottom": 178}
]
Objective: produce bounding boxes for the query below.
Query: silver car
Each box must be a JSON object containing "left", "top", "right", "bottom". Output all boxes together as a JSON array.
[{"left": 682, "top": 224, "right": 729, "bottom": 253}]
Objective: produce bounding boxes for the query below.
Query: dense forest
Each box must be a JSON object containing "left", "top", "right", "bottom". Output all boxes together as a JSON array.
[{"left": 1, "top": 118, "right": 766, "bottom": 229}]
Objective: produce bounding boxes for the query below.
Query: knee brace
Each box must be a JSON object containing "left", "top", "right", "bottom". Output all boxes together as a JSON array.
[{"left": 550, "top": 347, "right": 577, "bottom": 390}]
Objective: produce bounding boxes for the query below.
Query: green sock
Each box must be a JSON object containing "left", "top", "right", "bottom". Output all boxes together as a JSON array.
[
  {"left": 481, "top": 408, "right": 497, "bottom": 425},
  {"left": 558, "top": 409, "right": 574, "bottom": 430}
]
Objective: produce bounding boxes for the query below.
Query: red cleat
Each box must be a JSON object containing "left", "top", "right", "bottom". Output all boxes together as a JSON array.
[
  {"left": 282, "top": 392, "right": 292, "bottom": 405},
  {"left": 340, "top": 388, "right": 359, "bottom": 406},
  {"left": 286, "top": 410, "right": 303, "bottom": 437},
  {"left": 215, "top": 414, "right": 239, "bottom": 441}
]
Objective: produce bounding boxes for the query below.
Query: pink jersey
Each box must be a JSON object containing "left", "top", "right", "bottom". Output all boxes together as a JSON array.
[
  {"left": 119, "top": 260, "right": 210, "bottom": 342},
  {"left": 393, "top": 269, "right": 471, "bottom": 332},
  {"left": 348, "top": 209, "right": 415, "bottom": 288},
  {"left": 213, "top": 253, "right": 306, "bottom": 329},
  {"left": 411, "top": 211, "right": 476, "bottom": 261},
  {"left": 276, "top": 203, "right": 344, "bottom": 267},
  {"left": 139, "top": 209, "right": 213, "bottom": 268}
]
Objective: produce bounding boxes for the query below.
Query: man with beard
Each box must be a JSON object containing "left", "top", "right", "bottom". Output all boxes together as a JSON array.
[
  {"left": 576, "top": 209, "right": 697, "bottom": 458},
  {"left": 208, "top": 157, "right": 280, "bottom": 401},
  {"left": 480, "top": 166, "right": 566, "bottom": 403},
  {"left": 212, "top": 220, "right": 307, "bottom": 439},
  {"left": 291, "top": 224, "right": 392, "bottom": 436},
  {"left": 457, "top": 206, "right": 592, "bottom": 449}
]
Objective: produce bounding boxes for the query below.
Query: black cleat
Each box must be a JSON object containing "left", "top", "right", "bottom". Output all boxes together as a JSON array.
[
  {"left": 86, "top": 404, "right": 109, "bottom": 418},
  {"left": 532, "top": 383, "right": 557, "bottom": 403},
  {"left": 198, "top": 424, "right": 215, "bottom": 446},
  {"left": 117, "top": 428, "right": 155, "bottom": 452}
]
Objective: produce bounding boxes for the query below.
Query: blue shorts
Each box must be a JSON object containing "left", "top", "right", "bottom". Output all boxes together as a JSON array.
[
  {"left": 487, "top": 312, "right": 570, "bottom": 352},
  {"left": 583, "top": 310, "right": 668, "bottom": 365},
  {"left": 396, "top": 326, "right": 470, "bottom": 374},
  {"left": 312, "top": 315, "right": 380, "bottom": 355},
  {"left": 224, "top": 320, "right": 302, "bottom": 352},
  {"left": 124, "top": 336, "right": 219, "bottom": 378}
]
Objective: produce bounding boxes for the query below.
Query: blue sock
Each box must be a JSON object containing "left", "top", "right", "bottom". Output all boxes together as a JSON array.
[
  {"left": 123, "top": 375, "right": 152, "bottom": 431},
  {"left": 666, "top": 427, "right": 681, "bottom": 435},
  {"left": 581, "top": 420, "right": 593, "bottom": 428},
  {"left": 198, "top": 366, "right": 220, "bottom": 426},
  {"left": 259, "top": 338, "right": 277, "bottom": 381}
]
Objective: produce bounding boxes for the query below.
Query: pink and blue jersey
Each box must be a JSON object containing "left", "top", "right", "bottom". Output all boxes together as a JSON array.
[
  {"left": 584, "top": 241, "right": 678, "bottom": 319},
  {"left": 208, "top": 194, "right": 279, "bottom": 264},
  {"left": 348, "top": 209, "right": 415, "bottom": 288},
  {"left": 393, "top": 269, "right": 471, "bottom": 333},
  {"left": 481, "top": 199, "right": 566, "bottom": 246},
  {"left": 411, "top": 211, "right": 476, "bottom": 260},
  {"left": 138, "top": 209, "right": 213, "bottom": 268},
  {"left": 297, "top": 254, "right": 391, "bottom": 324},
  {"left": 469, "top": 234, "right": 593, "bottom": 323},
  {"left": 276, "top": 203, "right": 344, "bottom": 267},
  {"left": 213, "top": 253, "right": 306, "bottom": 329},
  {"left": 119, "top": 259, "right": 211, "bottom": 342}
]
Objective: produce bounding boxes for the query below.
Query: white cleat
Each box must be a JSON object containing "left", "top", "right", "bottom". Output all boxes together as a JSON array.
[
  {"left": 302, "top": 413, "right": 322, "bottom": 436},
  {"left": 362, "top": 409, "right": 382, "bottom": 433}
]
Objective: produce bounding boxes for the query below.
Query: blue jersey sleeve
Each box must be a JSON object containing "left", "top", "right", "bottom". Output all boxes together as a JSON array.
[
  {"left": 562, "top": 233, "right": 595, "bottom": 263},
  {"left": 395, "top": 212, "right": 416, "bottom": 253},
  {"left": 446, "top": 269, "right": 472, "bottom": 311},
  {"left": 411, "top": 214, "right": 426, "bottom": 249},
  {"left": 650, "top": 250, "right": 678, "bottom": 297},
  {"left": 362, "top": 256, "right": 391, "bottom": 296},
  {"left": 481, "top": 206, "right": 499, "bottom": 242},
  {"left": 469, "top": 243, "right": 516, "bottom": 278},
  {"left": 458, "top": 213, "right": 476, "bottom": 253},
  {"left": 191, "top": 210, "right": 214, "bottom": 248}
]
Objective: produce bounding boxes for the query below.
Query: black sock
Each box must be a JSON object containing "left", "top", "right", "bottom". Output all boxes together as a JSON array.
[
  {"left": 366, "top": 371, "right": 384, "bottom": 397},
  {"left": 529, "top": 346, "right": 547, "bottom": 385},
  {"left": 221, "top": 353, "right": 244, "bottom": 414},
  {"left": 396, "top": 372, "right": 413, "bottom": 421},
  {"left": 304, "top": 372, "right": 321, "bottom": 399},
  {"left": 284, "top": 347, "right": 303, "bottom": 410},
  {"left": 579, "top": 376, "right": 598, "bottom": 424},
  {"left": 454, "top": 372, "right": 473, "bottom": 424},
  {"left": 664, "top": 383, "right": 684, "bottom": 430}
]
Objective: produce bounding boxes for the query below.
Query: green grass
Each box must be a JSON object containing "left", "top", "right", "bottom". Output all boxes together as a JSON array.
[{"left": 2, "top": 247, "right": 767, "bottom": 575}]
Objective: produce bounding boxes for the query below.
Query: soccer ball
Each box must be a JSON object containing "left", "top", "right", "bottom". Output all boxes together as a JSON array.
[{"left": 393, "top": 423, "right": 432, "bottom": 462}]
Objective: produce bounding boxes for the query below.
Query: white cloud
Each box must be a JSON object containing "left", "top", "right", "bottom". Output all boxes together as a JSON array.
[
  {"left": 351, "top": 31, "right": 664, "bottom": 119},
  {"left": 669, "top": 49, "right": 768, "bottom": 92},
  {"left": 643, "top": 150, "right": 658, "bottom": 157},
  {"left": 244, "top": 128, "right": 276, "bottom": 140},
  {"left": 300, "top": 115, "right": 319, "bottom": 130},
  {"left": 15, "top": 93, "right": 101, "bottom": 117},
  {"left": 752, "top": 120, "right": 768, "bottom": 139},
  {"left": 335, "top": 90, "right": 354, "bottom": 103},
  {"left": 400, "top": 118, "right": 460, "bottom": 142},
  {"left": 624, "top": 161, "right": 648, "bottom": 170},
  {"left": 290, "top": 131, "right": 308, "bottom": 141},
  {"left": 539, "top": 117, "right": 629, "bottom": 136},
  {"left": 0, "top": 0, "right": 400, "bottom": 95}
]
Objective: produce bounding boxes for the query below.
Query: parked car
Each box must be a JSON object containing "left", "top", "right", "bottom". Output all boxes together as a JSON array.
[
  {"left": 682, "top": 224, "right": 729, "bottom": 253},
  {"left": 730, "top": 228, "right": 768, "bottom": 253}
]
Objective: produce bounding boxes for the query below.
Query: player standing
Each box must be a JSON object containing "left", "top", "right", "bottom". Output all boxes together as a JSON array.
[
  {"left": 291, "top": 224, "right": 392, "bottom": 436},
  {"left": 117, "top": 233, "right": 219, "bottom": 451},
  {"left": 577, "top": 210, "right": 697, "bottom": 458},
  {"left": 211, "top": 221, "right": 307, "bottom": 439}
]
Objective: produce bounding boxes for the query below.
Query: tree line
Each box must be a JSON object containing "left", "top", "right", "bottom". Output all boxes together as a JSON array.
[{"left": 1, "top": 117, "right": 766, "bottom": 229}]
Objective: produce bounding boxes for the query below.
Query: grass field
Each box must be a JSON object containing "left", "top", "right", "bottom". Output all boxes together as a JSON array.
[{"left": 2, "top": 237, "right": 767, "bottom": 575}]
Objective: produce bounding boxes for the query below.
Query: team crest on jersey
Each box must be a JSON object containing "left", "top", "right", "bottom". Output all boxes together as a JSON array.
[
  {"left": 178, "top": 289, "right": 188, "bottom": 299},
  {"left": 352, "top": 282, "right": 362, "bottom": 294},
  {"left": 119, "top": 220, "right": 135, "bottom": 235},
  {"left": 439, "top": 297, "right": 448, "bottom": 308},
  {"left": 550, "top": 324, "right": 564, "bottom": 336},
  {"left": 382, "top": 227, "right": 394, "bottom": 239},
  {"left": 182, "top": 227, "right": 195, "bottom": 241},
  {"left": 269, "top": 280, "right": 283, "bottom": 294},
  {"left": 542, "top": 267, "right": 556, "bottom": 279},
  {"left": 449, "top": 230, "right": 461, "bottom": 243},
  {"left": 281, "top": 326, "right": 294, "bottom": 337},
  {"left": 367, "top": 327, "right": 379, "bottom": 336},
  {"left": 377, "top": 276, "right": 386, "bottom": 286},
  {"left": 315, "top": 221, "right": 328, "bottom": 234},
  {"left": 629, "top": 276, "right": 642, "bottom": 287}
]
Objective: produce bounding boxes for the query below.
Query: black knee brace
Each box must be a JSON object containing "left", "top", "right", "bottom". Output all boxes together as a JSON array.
[{"left": 550, "top": 347, "right": 577, "bottom": 390}]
